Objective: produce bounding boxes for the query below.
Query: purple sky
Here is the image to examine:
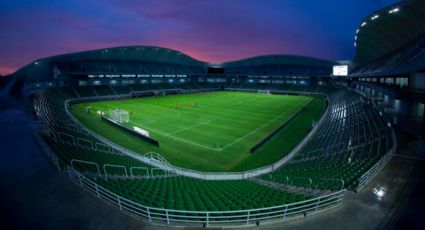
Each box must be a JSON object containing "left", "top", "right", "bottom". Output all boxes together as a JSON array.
[{"left": 0, "top": 0, "right": 398, "bottom": 75}]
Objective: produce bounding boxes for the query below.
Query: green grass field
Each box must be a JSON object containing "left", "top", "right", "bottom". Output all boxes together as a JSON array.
[{"left": 70, "top": 91, "right": 325, "bottom": 172}]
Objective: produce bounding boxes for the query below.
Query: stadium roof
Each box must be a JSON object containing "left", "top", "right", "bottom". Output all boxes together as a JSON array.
[
  {"left": 354, "top": 0, "right": 425, "bottom": 65},
  {"left": 13, "top": 45, "right": 337, "bottom": 80},
  {"left": 42, "top": 46, "right": 207, "bottom": 67},
  {"left": 224, "top": 55, "right": 336, "bottom": 68}
]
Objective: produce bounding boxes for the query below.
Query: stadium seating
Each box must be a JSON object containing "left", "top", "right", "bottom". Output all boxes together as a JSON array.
[
  {"left": 93, "top": 85, "right": 116, "bottom": 96},
  {"left": 95, "top": 176, "right": 312, "bottom": 211},
  {"left": 34, "top": 90, "right": 154, "bottom": 176},
  {"left": 260, "top": 89, "right": 394, "bottom": 190},
  {"left": 33, "top": 85, "right": 315, "bottom": 213},
  {"left": 350, "top": 33, "right": 425, "bottom": 77},
  {"left": 32, "top": 82, "right": 394, "bottom": 215}
]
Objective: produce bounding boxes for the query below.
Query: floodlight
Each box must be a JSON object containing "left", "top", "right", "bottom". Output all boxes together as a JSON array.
[{"left": 389, "top": 8, "right": 399, "bottom": 14}]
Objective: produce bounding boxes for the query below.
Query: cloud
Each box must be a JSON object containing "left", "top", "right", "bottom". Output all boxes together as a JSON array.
[{"left": 0, "top": 0, "right": 398, "bottom": 75}]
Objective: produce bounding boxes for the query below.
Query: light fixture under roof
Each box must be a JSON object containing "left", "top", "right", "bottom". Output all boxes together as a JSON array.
[
  {"left": 389, "top": 7, "right": 399, "bottom": 14},
  {"left": 361, "top": 22, "right": 367, "bottom": 27},
  {"left": 371, "top": 15, "right": 379, "bottom": 20}
]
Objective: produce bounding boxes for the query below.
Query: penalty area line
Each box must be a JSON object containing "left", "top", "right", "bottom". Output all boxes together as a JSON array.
[
  {"left": 164, "top": 133, "right": 221, "bottom": 151},
  {"left": 166, "top": 120, "right": 211, "bottom": 135},
  {"left": 219, "top": 106, "right": 301, "bottom": 151}
]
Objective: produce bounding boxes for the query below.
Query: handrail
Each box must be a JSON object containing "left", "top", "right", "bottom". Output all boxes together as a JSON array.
[
  {"left": 356, "top": 127, "right": 397, "bottom": 192},
  {"left": 70, "top": 159, "right": 101, "bottom": 175},
  {"left": 265, "top": 175, "right": 345, "bottom": 191},
  {"left": 103, "top": 164, "right": 128, "bottom": 178},
  {"left": 353, "top": 89, "right": 398, "bottom": 192},
  {"left": 67, "top": 166, "right": 346, "bottom": 227}
]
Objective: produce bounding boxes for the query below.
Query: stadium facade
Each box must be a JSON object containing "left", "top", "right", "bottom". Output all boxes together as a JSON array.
[{"left": 1, "top": 0, "right": 424, "bottom": 228}]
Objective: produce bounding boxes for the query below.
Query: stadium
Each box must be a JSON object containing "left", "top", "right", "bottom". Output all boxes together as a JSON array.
[{"left": 0, "top": 0, "right": 424, "bottom": 229}]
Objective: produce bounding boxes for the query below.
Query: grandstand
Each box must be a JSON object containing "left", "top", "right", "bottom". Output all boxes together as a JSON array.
[
  {"left": 1, "top": 0, "right": 424, "bottom": 228},
  {"left": 26, "top": 77, "right": 394, "bottom": 225}
]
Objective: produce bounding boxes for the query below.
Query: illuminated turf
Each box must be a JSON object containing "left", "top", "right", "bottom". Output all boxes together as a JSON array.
[{"left": 71, "top": 91, "right": 325, "bottom": 171}]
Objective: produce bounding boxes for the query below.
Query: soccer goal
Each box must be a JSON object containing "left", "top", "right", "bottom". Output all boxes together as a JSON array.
[
  {"left": 109, "top": 109, "right": 129, "bottom": 123},
  {"left": 258, "top": 90, "right": 271, "bottom": 95}
]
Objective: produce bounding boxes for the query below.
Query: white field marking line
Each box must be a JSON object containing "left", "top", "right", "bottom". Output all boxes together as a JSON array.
[
  {"left": 164, "top": 133, "right": 220, "bottom": 151},
  {"left": 142, "top": 103, "right": 182, "bottom": 117},
  {"left": 219, "top": 99, "right": 311, "bottom": 151},
  {"left": 232, "top": 96, "right": 257, "bottom": 105},
  {"left": 130, "top": 96, "right": 310, "bottom": 152},
  {"left": 134, "top": 116, "right": 157, "bottom": 125},
  {"left": 218, "top": 109, "right": 296, "bottom": 151},
  {"left": 147, "top": 98, "right": 310, "bottom": 152},
  {"left": 131, "top": 120, "right": 220, "bottom": 151},
  {"left": 166, "top": 120, "right": 211, "bottom": 135}
]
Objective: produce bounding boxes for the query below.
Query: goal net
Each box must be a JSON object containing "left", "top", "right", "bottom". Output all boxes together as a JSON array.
[
  {"left": 109, "top": 109, "right": 129, "bottom": 123},
  {"left": 258, "top": 90, "right": 271, "bottom": 95}
]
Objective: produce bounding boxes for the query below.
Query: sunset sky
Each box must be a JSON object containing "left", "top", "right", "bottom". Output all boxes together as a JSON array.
[{"left": 0, "top": 0, "right": 397, "bottom": 75}]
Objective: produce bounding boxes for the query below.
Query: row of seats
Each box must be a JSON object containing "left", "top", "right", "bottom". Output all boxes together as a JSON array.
[
  {"left": 33, "top": 84, "right": 310, "bottom": 212},
  {"left": 56, "top": 61, "right": 206, "bottom": 76},
  {"left": 69, "top": 83, "right": 220, "bottom": 98},
  {"left": 351, "top": 33, "right": 425, "bottom": 77},
  {"left": 260, "top": 89, "right": 394, "bottom": 190},
  {"left": 33, "top": 83, "right": 394, "bottom": 213},
  {"left": 228, "top": 82, "right": 330, "bottom": 94},
  {"left": 95, "top": 176, "right": 312, "bottom": 211},
  {"left": 34, "top": 90, "right": 154, "bottom": 176}
]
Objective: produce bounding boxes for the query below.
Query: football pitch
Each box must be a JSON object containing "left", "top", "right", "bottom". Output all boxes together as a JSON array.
[{"left": 70, "top": 91, "right": 325, "bottom": 172}]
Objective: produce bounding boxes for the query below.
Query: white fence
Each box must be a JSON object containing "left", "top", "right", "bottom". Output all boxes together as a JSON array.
[
  {"left": 34, "top": 87, "right": 400, "bottom": 227},
  {"left": 64, "top": 91, "right": 330, "bottom": 180},
  {"left": 68, "top": 166, "right": 345, "bottom": 227}
]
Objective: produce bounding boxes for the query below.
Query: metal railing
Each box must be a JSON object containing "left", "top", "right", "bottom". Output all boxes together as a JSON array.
[
  {"left": 67, "top": 166, "right": 345, "bottom": 227},
  {"left": 263, "top": 175, "right": 345, "bottom": 191},
  {"left": 355, "top": 129, "right": 397, "bottom": 192},
  {"left": 353, "top": 88, "right": 398, "bottom": 192}
]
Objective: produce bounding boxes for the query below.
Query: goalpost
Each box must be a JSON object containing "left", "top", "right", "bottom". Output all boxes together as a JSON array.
[
  {"left": 109, "top": 109, "right": 129, "bottom": 123},
  {"left": 258, "top": 90, "right": 271, "bottom": 95}
]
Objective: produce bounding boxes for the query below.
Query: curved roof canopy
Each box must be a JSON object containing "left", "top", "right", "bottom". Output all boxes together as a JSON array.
[
  {"left": 224, "top": 54, "right": 336, "bottom": 68},
  {"left": 14, "top": 45, "right": 336, "bottom": 80},
  {"left": 354, "top": 0, "right": 425, "bottom": 65},
  {"left": 13, "top": 46, "right": 208, "bottom": 80},
  {"left": 46, "top": 46, "right": 207, "bottom": 66}
]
